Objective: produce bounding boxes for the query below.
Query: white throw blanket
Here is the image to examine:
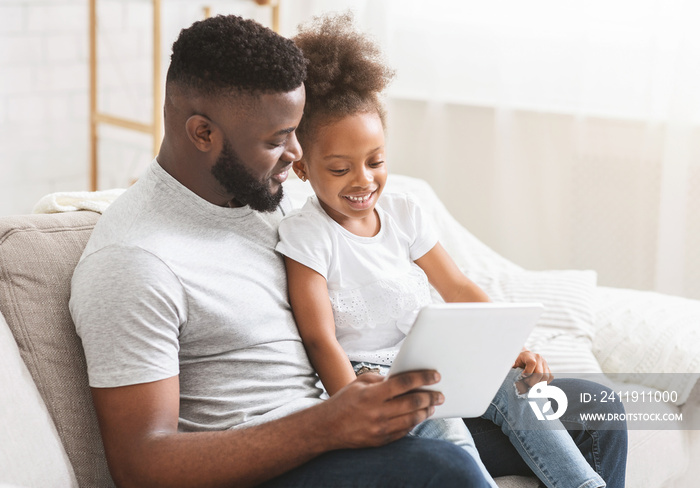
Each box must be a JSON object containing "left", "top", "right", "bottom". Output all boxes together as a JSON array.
[{"left": 32, "top": 189, "right": 126, "bottom": 214}]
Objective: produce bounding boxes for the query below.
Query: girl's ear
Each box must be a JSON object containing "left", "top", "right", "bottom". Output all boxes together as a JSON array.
[{"left": 293, "top": 159, "right": 308, "bottom": 182}]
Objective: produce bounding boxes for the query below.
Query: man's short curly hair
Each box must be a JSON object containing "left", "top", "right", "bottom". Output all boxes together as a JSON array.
[
  {"left": 293, "top": 12, "right": 395, "bottom": 145},
  {"left": 167, "top": 15, "right": 307, "bottom": 96}
]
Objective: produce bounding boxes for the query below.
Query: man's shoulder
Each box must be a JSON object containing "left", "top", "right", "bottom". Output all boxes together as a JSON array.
[
  {"left": 74, "top": 243, "right": 178, "bottom": 294},
  {"left": 83, "top": 201, "right": 154, "bottom": 262},
  {"left": 84, "top": 167, "right": 184, "bottom": 260}
]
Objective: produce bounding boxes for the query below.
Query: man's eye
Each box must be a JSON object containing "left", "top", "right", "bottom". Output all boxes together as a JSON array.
[{"left": 269, "top": 140, "right": 285, "bottom": 148}]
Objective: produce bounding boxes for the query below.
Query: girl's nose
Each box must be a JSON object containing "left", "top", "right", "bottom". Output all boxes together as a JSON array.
[{"left": 354, "top": 168, "right": 373, "bottom": 187}]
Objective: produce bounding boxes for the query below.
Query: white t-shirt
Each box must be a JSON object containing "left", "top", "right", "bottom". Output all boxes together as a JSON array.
[{"left": 276, "top": 193, "right": 439, "bottom": 365}]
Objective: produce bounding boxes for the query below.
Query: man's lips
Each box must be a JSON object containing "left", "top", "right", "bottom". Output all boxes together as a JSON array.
[
  {"left": 271, "top": 169, "right": 289, "bottom": 184},
  {"left": 271, "top": 163, "right": 292, "bottom": 184}
]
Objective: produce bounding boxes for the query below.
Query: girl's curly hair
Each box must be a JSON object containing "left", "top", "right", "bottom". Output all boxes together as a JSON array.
[{"left": 293, "top": 12, "right": 395, "bottom": 145}]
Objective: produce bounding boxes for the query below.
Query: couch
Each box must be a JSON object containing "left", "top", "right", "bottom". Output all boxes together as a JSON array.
[{"left": 1, "top": 174, "right": 698, "bottom": 488}]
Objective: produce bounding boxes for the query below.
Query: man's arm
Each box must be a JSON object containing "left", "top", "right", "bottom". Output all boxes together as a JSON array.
[{"left": 92, "top": 370, "right": 444, "bottom": 488}]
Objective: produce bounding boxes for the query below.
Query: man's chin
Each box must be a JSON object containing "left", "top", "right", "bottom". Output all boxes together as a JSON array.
[
  {"left": 269, "top": 179, "right": 282, "bottom": 194},
  {"left": 246, "top": 185, "right": 284, "bottom": 213}
]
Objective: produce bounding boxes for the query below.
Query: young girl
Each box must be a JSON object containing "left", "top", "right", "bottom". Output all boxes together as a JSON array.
[{"left": 277, "top": 13, "right": 606, "bottom": 488}]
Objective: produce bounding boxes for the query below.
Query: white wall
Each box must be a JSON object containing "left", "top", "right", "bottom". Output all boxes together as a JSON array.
[
  {"left": 0, "top": 0, "right": 89, "bottom": 216},
  {"left": 0, "top": 0, "right": 273, "bottom": 217}
]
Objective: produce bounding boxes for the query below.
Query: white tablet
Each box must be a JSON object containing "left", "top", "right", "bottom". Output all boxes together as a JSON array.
[{"left": 387, "top": 302, "right": 544, "bottom": 419}]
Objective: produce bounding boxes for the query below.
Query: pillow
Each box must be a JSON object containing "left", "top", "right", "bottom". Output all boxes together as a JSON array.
[
  {"left": 0, "top": 212, "right": 115, "bottom": 487},
  {"left": 469, "top": 269, "right": 602, "bottom": 374},
  {"left": 527, "top": 335, "right": 604, "bottom": 375},
  {"left": 0, "top": 310, "right": 78, "bottom": 487},
  {"left": 592, "top": 286, "right": 700, "bottom": 405}
]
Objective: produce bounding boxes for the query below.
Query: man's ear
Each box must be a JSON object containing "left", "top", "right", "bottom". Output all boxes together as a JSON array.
[
  {"left": 293, "top": 159, "right": 308, "bottom": 181},
  {"left": 185, "top": 115, "right": 217, "bottom": 152}
]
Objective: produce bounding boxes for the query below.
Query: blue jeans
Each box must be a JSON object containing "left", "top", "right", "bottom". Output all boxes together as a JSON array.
[
  {"left": 467, "top": 375, "right": 628, "bottom": 488},
  {"left": 260, "top": 436, "right": 494, "bottom": 487},
  {"left": 355, "top": 363, "right": 616, "bottom": 488},
  {"left": 481, "top": 368, "right": 606, "bottom": 488},
  {"left": 411, "top": 417, "right": 498, "bottom": 488}
]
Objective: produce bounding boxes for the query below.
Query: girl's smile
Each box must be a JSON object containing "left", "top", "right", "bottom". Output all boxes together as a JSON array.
[{"left": 342, "top": 190, "right": 377, "bottom": 208}]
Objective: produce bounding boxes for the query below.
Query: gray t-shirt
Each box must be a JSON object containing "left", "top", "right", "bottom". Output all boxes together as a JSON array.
[{"left": 70, "top": 160, "right": 323, "bottom": 432}]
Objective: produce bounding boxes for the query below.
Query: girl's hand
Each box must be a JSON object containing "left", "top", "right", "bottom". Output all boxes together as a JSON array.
[{"left": 512, "top": 349, "right": 553, "bottom": 394}]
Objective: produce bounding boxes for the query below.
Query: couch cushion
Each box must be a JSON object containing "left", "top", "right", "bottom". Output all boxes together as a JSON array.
[
  {"left": 0, "top": 212, "right": 114, "bottom": 487},
  {"left": 593, "top": 286, "right": 700, "bottom": 405},
  {"left": 0, "top": 308, "right": 78, "bottom": 487},
  {"left": 477, "top": 269, "right": 598, "bottom": 340},
  {"left": 626, "top": 428, "right": 687, "bottom": 488},
  {"left": 494, "top": 476, "right": 539, "bottom": 488},
  {"left": 475, "top": 269, "right": 603, "bottom": 374}
]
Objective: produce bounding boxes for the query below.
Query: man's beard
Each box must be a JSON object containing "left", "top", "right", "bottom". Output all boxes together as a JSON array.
[{"left": 211, "top": 139, "right": 284, "bottom": 212}]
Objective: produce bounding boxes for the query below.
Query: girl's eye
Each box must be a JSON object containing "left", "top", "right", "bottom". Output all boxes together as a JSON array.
[
  {"left": 329, "top": 168, "right": 348, "bottom": 175},
  {"left": 369, "top": 161, "right": 385, "bottom": 168}
]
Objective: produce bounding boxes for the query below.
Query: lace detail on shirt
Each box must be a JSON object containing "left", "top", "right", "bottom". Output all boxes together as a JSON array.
[{"left": 328, "top": 264, "right": 432, "bottom": 334}]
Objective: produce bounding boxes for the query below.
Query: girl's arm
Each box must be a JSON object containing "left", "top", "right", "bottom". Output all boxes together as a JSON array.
[
  {"left": 284, "top": 256, "right": 358, "bottom": 396},
  {"left": 414, "top": 242, "right": 490, "bottom": 303}
]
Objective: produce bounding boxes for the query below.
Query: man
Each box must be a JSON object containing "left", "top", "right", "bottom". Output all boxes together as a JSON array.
[{"left": 70, "top": 15, "right": 491, "bottom": 487}]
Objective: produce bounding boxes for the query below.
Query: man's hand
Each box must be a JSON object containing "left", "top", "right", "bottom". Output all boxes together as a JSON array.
[
  {"left": 513, "top": 349, "right": 553, "bottom": 394},
  {"left": 318, "top": 370, "right": 444, "bottom": 450}
]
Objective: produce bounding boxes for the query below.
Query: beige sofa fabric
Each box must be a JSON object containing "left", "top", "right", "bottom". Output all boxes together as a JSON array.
[
  {"left": 0, "top": 309, "right": 77, "bottom": 487},
  {"left": 0, "top": 212, "right": 114, "bottom": 488}
]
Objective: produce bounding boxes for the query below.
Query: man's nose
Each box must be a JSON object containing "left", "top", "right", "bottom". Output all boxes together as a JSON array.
[{"left": 284, "top": 132, "right": 303, "bottom": 162}]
